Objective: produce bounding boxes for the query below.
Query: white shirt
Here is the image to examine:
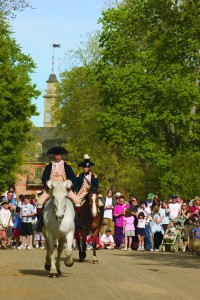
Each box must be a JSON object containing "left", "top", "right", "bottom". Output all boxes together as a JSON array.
[
  {"left": 100, "top": 233, "right": 114, "bottom": 244},
  {"left": 137, "top": 207, "right": 151, "bottom": 224},
  {"left": 137, "top": 218, "right": 146, "bottom": 228},
  {"left": 0, "top": 208, "right": 14, "bottom": 227},
  {"left": 168, "top": 203, "right": 181, "bottom": 220},
  {"left": 103, "top": 197, "right": 113, "bottom": 219}
]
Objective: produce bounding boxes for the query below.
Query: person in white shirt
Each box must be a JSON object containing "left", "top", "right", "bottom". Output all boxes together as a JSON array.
[
  {"left": 101, "top": 189, "right": 117, "bottom": 235},
  {"left": 137, "top": 211, "right": 146, "bottom": 251},
  {"left": 168, "top": 195, "right": 181, "bottom": 220},
  {"left": 100, "top": 228, "right": 116, "bottom": 249},
  {"left": 138, "top": 201, "right": 153, "bottom": 251},
  {"left": 0, "top": 201, "right": 14, "bottom": 249}
]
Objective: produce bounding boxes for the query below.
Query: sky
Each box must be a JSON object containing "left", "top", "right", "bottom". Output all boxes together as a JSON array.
[{"left": 11, "top": 0, "right": 110, "bottom": 126}]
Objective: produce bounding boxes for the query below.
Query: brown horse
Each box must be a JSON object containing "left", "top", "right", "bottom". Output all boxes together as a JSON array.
[{"left": 75, "top": 191, "right": 101, "bottom": 264}]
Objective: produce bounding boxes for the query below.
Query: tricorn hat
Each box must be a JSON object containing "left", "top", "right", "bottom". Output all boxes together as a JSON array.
[
  {"left": 47, "top": 146, "right": 68, "bottom": 155},
  {"left": 78, "top": 154, "right": 95, "bottom": 167}
]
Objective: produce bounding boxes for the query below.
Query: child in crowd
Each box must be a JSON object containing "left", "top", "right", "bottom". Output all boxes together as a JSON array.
[
  {"left": 100, "top": 228, "right": 115, "bottom": 249},
  {"left": 17, "top": 194, "right": 35, "bottom": 250},
  {"left": 35, "top": 202, "right": 45, "bottom": 249},
  {"left": 12, "top": 206, "right": 22, "bottom": 248},
  {"left": 192, "top": 219, "right": 200, "bottom": 255},
  {"left": 192, "top": 220, "right": 200, "bottom": 239},
  {"left": 164, "top": 221, "right": 176, "bottom": 241},
  {"left": 137, "top": 211, "right": 146, "bottom": 251},
  {"left": 138, "top": 201, "right": 153, "bottom": 251},
  {"left": 122, "top": 208, "right": 135, "bottom": 251},
  {"left": 0, "top": 201, "right": 14, "bottom": 249},
  {"left": 86, "top": 232, "right": 100, "bottom": 250},
  {"left": 35, "top": 231, "right": 45, "bottom": 249},
  {"left": 152, "top": 206, "right": 164, "bottom": 251}
]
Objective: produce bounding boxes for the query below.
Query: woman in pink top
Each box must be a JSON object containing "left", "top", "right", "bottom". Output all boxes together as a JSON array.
[
  {"left": 122, "top": 208, "right": 135, "bottom": 251},
  {"left": 113, "top": 195, "right": 129, "bottom": 249}
]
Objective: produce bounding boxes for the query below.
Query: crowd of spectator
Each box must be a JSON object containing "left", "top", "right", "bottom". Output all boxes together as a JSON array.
[
  {"left": 98, "top": 189, "right": 200, "bottom": 254},
  {"left": 0, "top": 185, "right": 44, "bottom": 250},
  {"left": 0, "top": 185, "right": 200, "bottom": 255}
]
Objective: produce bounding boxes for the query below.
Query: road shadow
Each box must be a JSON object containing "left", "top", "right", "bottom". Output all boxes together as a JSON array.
[
  {"left": 61, "top": 257, "right": 95, "bottom": 264},
  {"left": 111, "top": 251, "right": 200, "bottom": 269},
  {"left": 19, "top": 269, "right": 69, "bottom": 277}
]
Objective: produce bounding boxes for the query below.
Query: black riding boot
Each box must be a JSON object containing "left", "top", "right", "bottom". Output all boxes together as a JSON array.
[{"left": 75, "top": 212, "right": 85, "bottom": 230}]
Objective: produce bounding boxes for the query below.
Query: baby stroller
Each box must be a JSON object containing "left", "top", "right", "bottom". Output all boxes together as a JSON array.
[{"left": 159, "top": 217, "right": 185, "bottom": 253}]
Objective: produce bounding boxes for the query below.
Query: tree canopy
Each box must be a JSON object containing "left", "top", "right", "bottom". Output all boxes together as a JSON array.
[
  {"left": 53, "top": 0, "right": 200, "bottom": 199},
  {"left": 97, "top": 0, "right": 200, "bottom": 168},
  {"left": 0, "top": 16, "right": 40, "bottom": 191}
]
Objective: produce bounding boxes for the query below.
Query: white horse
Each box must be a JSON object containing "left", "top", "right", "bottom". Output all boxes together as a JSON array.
[{"left": 42, "top": 180, "right": 75, "bottom": 278}]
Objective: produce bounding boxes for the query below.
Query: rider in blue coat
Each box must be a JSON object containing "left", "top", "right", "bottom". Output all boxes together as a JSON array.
[{"left": 73, "top": 154, "right": 104, "bottom": 222}]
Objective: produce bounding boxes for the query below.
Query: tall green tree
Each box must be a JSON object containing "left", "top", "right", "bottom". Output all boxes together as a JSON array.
[
  {"left": 0, "top": 16, "right": 40, "bottom": 191},
  {"left": 54, "top": 64, "right": 146, "bottom": 196},
  {"left": 53, "top": 34, "right": 147, "bottom": 197},
  {"left": 97, "top": 0, "right": 200, "bottom": 168}
]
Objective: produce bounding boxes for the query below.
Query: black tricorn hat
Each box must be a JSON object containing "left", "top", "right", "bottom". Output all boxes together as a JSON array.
[
  {"left": 47, "top": 146, "right": 68, "bottom": 155},
  {"left": 78, "top": 154, "right": 95, "bottom": 167}
]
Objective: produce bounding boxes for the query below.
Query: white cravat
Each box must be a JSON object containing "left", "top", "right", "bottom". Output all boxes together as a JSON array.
[{"left": 55, "top": 161, "right": 61, "bottom": 171}]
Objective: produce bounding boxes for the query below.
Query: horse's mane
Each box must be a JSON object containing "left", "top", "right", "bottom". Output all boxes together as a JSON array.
[{"left": 49, "top": 181, "right": 68, "bottom": 198}]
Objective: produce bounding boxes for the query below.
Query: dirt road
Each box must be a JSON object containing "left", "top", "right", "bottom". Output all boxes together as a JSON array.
[{"left": 0, "top": 248, "right": 199, "bottom": 300}]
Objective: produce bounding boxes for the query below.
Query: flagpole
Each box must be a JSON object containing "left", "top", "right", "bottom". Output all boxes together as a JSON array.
[
  {"left": 52, "top": 46, "right": 54, "bottom": 73},
  {"left": 49, "top": 42, "right": 61, "bottom": 74}
]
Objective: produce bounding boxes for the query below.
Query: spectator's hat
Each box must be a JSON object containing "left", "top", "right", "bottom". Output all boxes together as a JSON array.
[
  {"left": 1, "top": 201, "right": 9, "bottom": 206},
  {"left": 106, "top": 228, "right": 111, "bottom": 233},
  {"left": 47, "top": 146, "right": 68, "bottom": 155},
  {"left": 78, "top": 154, "right": 95, "bottom": 167},
  {"left": 114, "top": 192, "right": 121, "bottom": 198},
  {"left": 147, "top": 192, "right": 154, "bottom": 200},
  {"left": 171, "top": 194, "right": 178, "bottom": 199}
]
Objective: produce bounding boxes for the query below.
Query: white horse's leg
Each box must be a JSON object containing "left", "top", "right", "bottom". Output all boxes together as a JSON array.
[
  {"left": 65, "top": 231, "right": 74, "bottom": 267},
  {"left": 46, "top": 234, "right": 58, "bottom": 277},
  {"left": 56, "top": 238, "right": 64, "bottom": 275},
  {"left": 43, "top": 230, "right": 51, "bottom": 271}
]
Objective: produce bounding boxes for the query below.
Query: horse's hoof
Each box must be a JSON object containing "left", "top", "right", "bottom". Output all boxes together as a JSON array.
[
  {"left": 57, "top": 270, "right": 62, "bottom": 276},
  {"left": 45, "top": 263, "right": 51, "bottom": 271},
  {"left": 49, "top": 273, "right": 59, "bottom": 278},
  {"left": 65, "top": 260, "right": 74, "bottom": 267},
  {"left": 93, "top": 260, "right": 99, "bottom": 264}
]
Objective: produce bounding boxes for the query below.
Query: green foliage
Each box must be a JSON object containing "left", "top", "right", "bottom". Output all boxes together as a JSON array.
[
  {"left": 0, "top": 16, "right": 40, "bottom": 192},
  {"left": 97, "top": 0, "right": 200, "bottom": 167},
  {"left": 160, "top": 150, "right": 200, "bottom": 200}
]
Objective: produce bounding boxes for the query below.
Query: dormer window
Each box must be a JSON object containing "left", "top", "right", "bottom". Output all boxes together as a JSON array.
[{"left": 36, "top": 142, "right": 42, "bottom": 157}]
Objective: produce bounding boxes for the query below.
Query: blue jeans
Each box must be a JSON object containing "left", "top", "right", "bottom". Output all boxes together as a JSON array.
[{"left": 145, "top": 223, "right": 152, "bottom": 250}]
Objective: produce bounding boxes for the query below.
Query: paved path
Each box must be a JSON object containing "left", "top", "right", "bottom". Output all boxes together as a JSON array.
[{"left": 0, "top": 248, "right": 200, "bottom": 300}]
